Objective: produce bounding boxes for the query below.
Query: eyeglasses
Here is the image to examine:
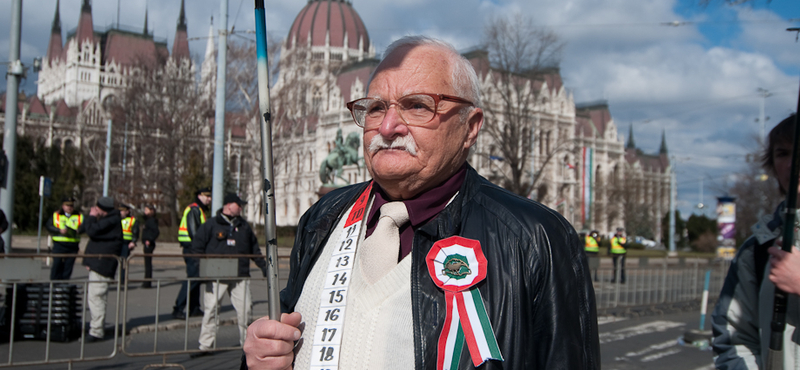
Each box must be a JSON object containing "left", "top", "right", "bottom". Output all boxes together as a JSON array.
[{"left": 346, "top": 93, "right": 474, "bottom": 129}]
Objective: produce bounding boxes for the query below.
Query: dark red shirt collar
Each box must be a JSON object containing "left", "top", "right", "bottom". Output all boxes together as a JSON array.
[{"left": 366, "top": 164, "right": 467, "bottom": 261}]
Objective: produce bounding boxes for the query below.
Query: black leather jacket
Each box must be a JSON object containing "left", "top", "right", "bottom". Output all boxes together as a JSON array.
[{"left": 281, "top": 166, "right": 599, "bottom": 369}]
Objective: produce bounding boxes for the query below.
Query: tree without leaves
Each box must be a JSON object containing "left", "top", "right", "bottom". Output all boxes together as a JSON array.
[
  {"left": 106, "top": 56, "right": 209, "bottom": 223},
  {"left": 480, "top": 14, "right": 568, "bottom": 198},
  {"left": 723, "top": 156, "right": 782, "bottom": 247}
]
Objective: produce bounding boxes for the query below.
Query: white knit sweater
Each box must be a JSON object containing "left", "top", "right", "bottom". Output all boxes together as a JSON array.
[{"left": 293, "top": 201, "right": 415, "bottom": 370}]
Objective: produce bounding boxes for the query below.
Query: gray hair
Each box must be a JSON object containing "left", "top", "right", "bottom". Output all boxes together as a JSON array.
[{"left": 367, "top": 36, "right": 482, "bottom": 109}]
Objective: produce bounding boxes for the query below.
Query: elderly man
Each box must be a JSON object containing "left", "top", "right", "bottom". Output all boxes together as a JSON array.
[
  {"left": 82, "top": 196, "right": 123, "bottom": 342},
  {"left": 243, "top": 36, "right": 599, "bottom": 369},
  {"left": 191, "top": 193, "right": 266, "bottom": 357}
]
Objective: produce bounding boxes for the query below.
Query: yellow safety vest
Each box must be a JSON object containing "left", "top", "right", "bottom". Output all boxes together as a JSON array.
[
  {"left": 121, "top": 216, "right": 136, "bottom": 241},
  {"left": 584, "top": 236, "right": 599, "bottom": 253},
  {"left": 177, "top": 203, "right": 205, "bottom": 243},
  {"left": 52, "top": 213, "right": 83, "bottom": 243},
  {"left": 611, "top": 236, "right": 627, "bottom": 254}
]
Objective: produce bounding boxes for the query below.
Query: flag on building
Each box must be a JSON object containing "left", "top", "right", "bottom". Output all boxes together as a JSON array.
[{"left": 581, "top": 147, "right": 593, "bottom": 225}]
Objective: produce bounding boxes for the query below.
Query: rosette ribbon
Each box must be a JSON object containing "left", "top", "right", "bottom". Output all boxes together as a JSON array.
[{"left": 426, "top": 236, "right": 503, "bottom": 370}]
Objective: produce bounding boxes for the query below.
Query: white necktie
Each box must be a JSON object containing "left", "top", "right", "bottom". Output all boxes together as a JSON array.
[{"left": 359, "top": 202, "right": 409, "bottom": 284}]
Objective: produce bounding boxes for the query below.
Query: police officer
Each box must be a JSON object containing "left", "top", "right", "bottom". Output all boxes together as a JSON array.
[
  {"left": 172, "top": 187, "right": 211, "bottom": 319},
  {"left": 119, "top": 204, "right": 139, "bottom": 283},
  {"left": 45, "top": 196, "right": 84, "bottom": 280},
  {"left": 585, "top": 230, "right": 600, "bottom": 282},
  {"left": 610, "top": 227, "right": 627, "bottom": 283}
]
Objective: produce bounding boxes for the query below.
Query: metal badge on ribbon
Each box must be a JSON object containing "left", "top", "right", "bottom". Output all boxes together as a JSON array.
[{"left": 426, "top": 236, "right": 503, "bottom": 370}]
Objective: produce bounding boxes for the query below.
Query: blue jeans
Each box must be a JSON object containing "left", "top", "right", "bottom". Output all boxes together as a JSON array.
[{"left": 173, "top": 244, "right": 201, "bottom": 313}]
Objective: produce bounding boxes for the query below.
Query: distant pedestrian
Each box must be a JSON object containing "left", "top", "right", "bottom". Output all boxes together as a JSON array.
[
  {"left": 610, "top": 227, "right": 627, "bottom": 283},
  {"left": 45, "top": 197, "right": 84, "bottom": 280},
  {"left": 141, "top": 204, "right": 160, "bottom": 288},
  {"left": 585, "top": 230, "right": 600, "bottom": 281},
  {"left": 82, "top": 197, "right": 123, "bottom": 342},
  {"left": 172, "top": 187, "right": 211, "bottom": 320},
  {"left": 119, "top": 203, "right": 139, "bottom": 283},
  {"left": 191, "top": 193, "right": 266, "bottom": 357}
]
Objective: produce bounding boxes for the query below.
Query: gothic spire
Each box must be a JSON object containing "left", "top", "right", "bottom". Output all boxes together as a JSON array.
[
  {"left": 177, "top": 0, "right": 187, "bottom": 32},
  {"left": 51, "top": 0, "right": 61, "bottom": 34},
  {"left": 171, "top": 0, "right": 190, "bottom": 60},
  {"left": 143, "top": 5, "right": 149, "bottom": 35},
  {"left": 626, "top": 124, "right": 635, "bottom": 149},
  {"left": 75, "top": 0, "right": 94, "bottom": 45},
  {"left": 46, "top": 0, "right": 64, "bottom": 64},
  {"left": 659, "top": 129, "right": 668, "bottom": 155}
]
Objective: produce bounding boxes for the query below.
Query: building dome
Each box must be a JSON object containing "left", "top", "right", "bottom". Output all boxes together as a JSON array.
[{"left": 286, "top": 0, "right": 370, "bottom": 53}]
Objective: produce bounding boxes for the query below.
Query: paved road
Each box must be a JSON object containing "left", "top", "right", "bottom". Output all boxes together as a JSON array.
[{"left": 599, "top": 311, "right": 715, "bottom": 370}]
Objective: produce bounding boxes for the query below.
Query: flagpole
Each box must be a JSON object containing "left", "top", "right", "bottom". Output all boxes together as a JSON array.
[{"left": 253, "top": 0, "right": 280, "bottom": 320}]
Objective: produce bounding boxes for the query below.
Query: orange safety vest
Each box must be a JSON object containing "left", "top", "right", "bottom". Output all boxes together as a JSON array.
[{"left": 177, "top": 203, "right": 205, "bottom": 242}]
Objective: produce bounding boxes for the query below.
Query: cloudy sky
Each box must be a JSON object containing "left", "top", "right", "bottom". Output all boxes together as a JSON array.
[{"left": 1, "top": 0, "right": 798, "bottom": 220}]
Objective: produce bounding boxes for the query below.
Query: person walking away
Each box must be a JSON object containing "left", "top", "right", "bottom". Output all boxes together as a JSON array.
[
  {"left": 173, "top": 187, "right": 211, "bottom": 319},
  {"left": 82, "top": 197, "right": 123, "bottom": 342},
  {"left": 585, "top": 230, "right": 600, "bottom": 282},
  {"left": 45, "top": 197, "right": 84, "bottom": 280},
  {"left": 141, "top": 204, "right": 160, "bottom": 288},
  {"left": 191, "top": 194, "right": 266, "bottom": 357},
  {"left": 119, "top": 203, "right": 139, "bottom": 283},
  {"left": 610, "top": 228, "right": 627, "bottom": 283}
]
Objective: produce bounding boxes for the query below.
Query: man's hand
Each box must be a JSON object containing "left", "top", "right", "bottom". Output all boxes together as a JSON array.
[
  {"left": 89, "top": 206, "right": 99, "bottom": 217},
  {"left": 243, "top": 312, "right": 302, "bottom": 370},
  {"left": 128, "top": 242, "right": 136, "bottom": 251},
  {"left": 768, "top": 246, "right": 800, "bottom": 295},
  {"left": 145, "top": 240, "right": 151, "bottom": 247},
  {"left": 60, "top": 228, "right": 67, "bottom": 235}
]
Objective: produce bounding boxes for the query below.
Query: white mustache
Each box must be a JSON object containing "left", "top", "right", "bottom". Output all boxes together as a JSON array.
[{"left": 368, "top": 135, "right": 418, "bottom": 156}]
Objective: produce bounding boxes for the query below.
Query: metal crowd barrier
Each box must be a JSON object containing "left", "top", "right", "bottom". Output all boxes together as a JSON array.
[
  {"left": 120, "top": 253, "right": 273, "bottom": 369},
  {"left": 590, "top": 257, "right": 731, "bottom": 309},
  {"left": 0, "top": 253, "right": 123, "bottom": 368}
]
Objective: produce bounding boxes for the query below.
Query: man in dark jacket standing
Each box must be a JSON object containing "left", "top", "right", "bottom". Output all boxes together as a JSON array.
[
  {"left": 192, "top": 193, "right": 266, "bottom": 356},
  {"left": 172, "top": 187, "right": 211, "bottom": 319},
  {"left": 141, "top": 204, "right": 160, "bottom": 288},
  {"left": 45, "top": 197, "right": 84, "bottom": 280},
  {"left": 82, "top": 196, "right": 123, "bottom": 342},
  {"left": 243, "top": 36, "right": 599, "bottom": 370}
]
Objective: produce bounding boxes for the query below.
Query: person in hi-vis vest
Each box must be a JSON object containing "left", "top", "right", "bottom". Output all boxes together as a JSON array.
[
  {"left": 610, "top": 228, "right": 627, "bottom": 283},
  {"left": 585, "top": 230, "right": 600, "bottom": 282},
  {"left": 119, "top": 204, "right": 139, "bottom": 283},
  {"left": 172, "top": 187, "right": 211, "bottom": 320},
  {"left": 45, "top": 196, "right": 85, "bottom": 280}
]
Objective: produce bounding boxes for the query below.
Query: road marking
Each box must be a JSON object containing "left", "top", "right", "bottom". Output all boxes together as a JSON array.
[
  {"left": 625, "top": 339, "right": 678, "bottom": 357},
  {"left": 598, "top": 316, "right": 628, "bottom": 325},
  {"left": 641, "top": 348, "right": 682, "bottom": 362},
  {"left": 600, "top": 320, "right": 685, "bottom": 344}
]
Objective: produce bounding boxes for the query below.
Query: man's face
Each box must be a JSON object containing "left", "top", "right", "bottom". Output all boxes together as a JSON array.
[
  {"left": 120, "top": 209, "right": 129, "bottom": 218},
  {"left": 198, "top": 194, "right": 211, "bottom": 206},
  {"left": 224, "top": 202, "right": 242, "bottom": 217},
  {"left": 144, "top": 207, "right": 154, "bottom": 217},
  {"left": 363, "top": 45, "right": 482, "bottom": 199},
  {"left": 62, "top": 204, "right": 74, "bottom": 215}
]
